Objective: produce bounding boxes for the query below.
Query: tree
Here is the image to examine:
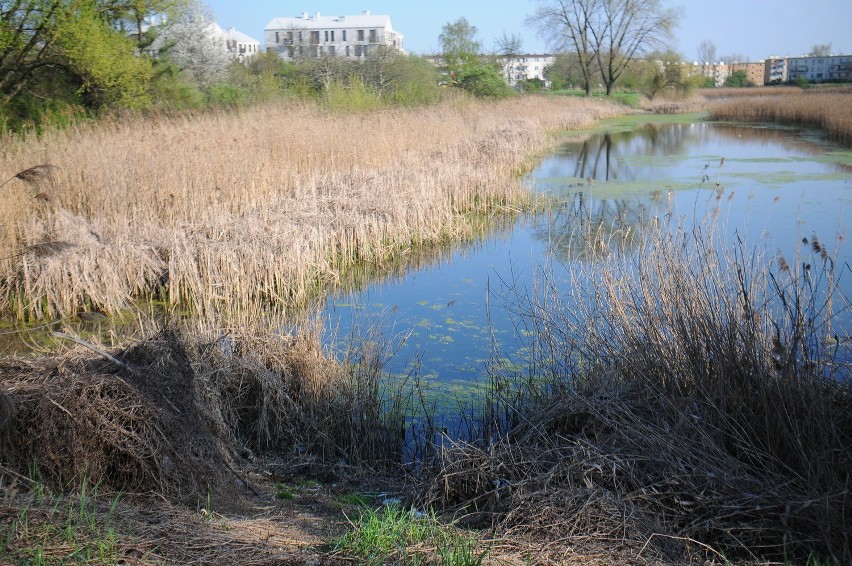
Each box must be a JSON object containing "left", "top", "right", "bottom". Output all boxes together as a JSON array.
[
  {"left": 439, "top": 17, "right": 481, "bottom": 83},
  {"left": 1, "top": 0, "right": 157, "bottom": 127},
  {"left": 697, "top": 39, "right": 716, "bottom": 63},
  {"left": 543, "top": 52, "right": 588, "bottom": 90},
  {"left": 494, "top": 31, "right": 523, "bottom": 84},
  {"left": 359, "top": 45, "right": 406, "bottom": 97},
  {"left": 719, "top": 53, "right": 747, "bottom": 65},
  {"left": 809, "top": 43, "right": 832, "bottom": 57},
  {"left": 723, "top": 69, "right": 752, "bottom": 87},
  {"left": 157, "top": 0, "right": 230, "bottom": 91},
  {"left": 590, "top": 0, "right": 680, "bottom": 95},
  {"left": 530, "top": 0, "right": 679, "bottom": 96},
  {"left": 640, "top": 52, "right": 692, "bottom": 100},
  {"left": 528, "top": 0, "right": 598, "bottom": 95},
  {"left": 458, "top": 65, "right": 514, "bottom": 98},
  {"left": 494, "top": 31, "right": 523, "bottom": 58}
]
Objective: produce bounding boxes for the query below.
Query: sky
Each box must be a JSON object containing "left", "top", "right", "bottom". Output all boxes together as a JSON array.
[{"left": 205, "top": 0, "right": 852, "bottom": 61}]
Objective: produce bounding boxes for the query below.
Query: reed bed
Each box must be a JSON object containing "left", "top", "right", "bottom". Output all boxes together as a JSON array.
[
  {"left": 709, "top": 88, "right": 852, "bottom": 146},
  {"left": 0, "top": 95, "right": 621, "bottom": 323},
  {"left": 422, "top": 216, "right": 851, "bottom": 563}
]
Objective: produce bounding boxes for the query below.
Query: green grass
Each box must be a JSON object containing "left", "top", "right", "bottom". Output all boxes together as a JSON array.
[
  {"left": 335, "top": 504, "right": 488, "bottom": 566},
  {"left": 0, "top": 478, "right": 123, "bottom": 565},
  {"left": 549, "top": 88, "right": 643, "bottom": 108}
]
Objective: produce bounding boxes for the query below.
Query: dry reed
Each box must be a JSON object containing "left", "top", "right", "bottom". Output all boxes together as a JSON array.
[
  {"left": 0, "top": 96, "right": 622, "bottom": 322},
  {"left": 709, "top": 88, "right": 852, "bottom": 146},
  {"left": 422, "top": 215, "right": 851, "bottom": 563}
]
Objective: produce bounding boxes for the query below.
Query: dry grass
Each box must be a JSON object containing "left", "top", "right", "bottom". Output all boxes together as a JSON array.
[
  {"left": 421, "top": 216, "right": 851, "bottom": 563},
  {"left": 708, "top": 87, "right": 852, "bottom": 146},
  {"left": 0, "top": 320, "right": 415, "bottom": 504},
  {"left": 0, "top": 95, "right": 621, "bottom": 322}
]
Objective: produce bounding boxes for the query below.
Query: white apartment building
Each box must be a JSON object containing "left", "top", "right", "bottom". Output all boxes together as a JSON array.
[
  {"left": 787, "top": 54, "right": 852, "bottom": 82},
  {"left": 264, "top": 11, "right": 404, "bottom": 60},
  {"left": 213, "top": 24, "right": 261, "bottom": 61},
  {"left": 502, "top": 54, "right": 555, "bottom": 88}
]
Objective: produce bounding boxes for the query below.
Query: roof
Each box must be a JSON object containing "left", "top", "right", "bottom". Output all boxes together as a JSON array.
[
  {"left": 212, "top": 23, "right": 260, "bottom": 44},
  {"left": 265, "top": 13, "right": 395, "bottom": 31}
]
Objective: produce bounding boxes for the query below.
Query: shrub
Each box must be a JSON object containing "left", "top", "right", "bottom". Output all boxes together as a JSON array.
[{"left": 458, "top": 66, "right": 514, "bottom": 99}]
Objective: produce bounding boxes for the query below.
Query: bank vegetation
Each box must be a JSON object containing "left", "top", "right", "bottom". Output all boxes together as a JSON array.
[
  {"left": 709, "top": 86, "right": 852, "bottom": 147},
  {"left": 0, "top": 95, "right": 620, "bottom": 324}
]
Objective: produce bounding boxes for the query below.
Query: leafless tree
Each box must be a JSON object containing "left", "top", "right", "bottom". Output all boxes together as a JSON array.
[
  {"left": 697, "top": 39, "right": 717, "bottom": 64},
  {"left": 590, "top": 0, "right": 680, "bottom": 95},
  {"left": 809, "top": 43, "right": 832, "bottom": 57},
  {"left": 529, "top": 0, "right": 679, "bottom": 96},
  {"left": 719, "top": 53, "right": 747, "bottom": 64},
  {"left": 528, "top": 0, "right": 598, "bottom": 95}
]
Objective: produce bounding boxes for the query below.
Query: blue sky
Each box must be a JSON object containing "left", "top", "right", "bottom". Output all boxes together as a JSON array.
[{"left": 206, "top": 0, "right": 852, "bottom": 61}]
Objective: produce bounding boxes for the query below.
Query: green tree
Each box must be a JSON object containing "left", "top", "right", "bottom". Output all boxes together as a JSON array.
[
  {"left": 439, "top": 17, "right": 481, "bottom": 83},
  {"left": 723, "top": 69, "right": 752, "bottom": 88},
  {"left": 543, "top": 52, "right": 589, "bottom": 90},
  {"left": 1, "top": 1, "right": 158, "bottom": 128},
  {"left": 640, "top": 53, "right": 693, "bottom": 100}
]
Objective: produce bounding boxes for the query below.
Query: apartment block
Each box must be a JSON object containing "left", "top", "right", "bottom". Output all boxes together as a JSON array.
[
  {"left": 764, "top": 57, "right": 788, "bottom": 84},
  {"left": 264, "top": 11, "right": 404, "bottom": 60},
  {"left": 787, "top": 54, "right": 852, "bottom": 82},
  {"left": 502, "top": 54, "right": 555, "bottom": 87},
  {"left": 730, "top": 62, "right": 765, "bottom": 86}
]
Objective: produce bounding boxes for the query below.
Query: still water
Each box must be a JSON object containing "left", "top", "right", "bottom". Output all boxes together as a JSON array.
[{"left": 325, "top": 117, "right": 852, "bottom": 399}]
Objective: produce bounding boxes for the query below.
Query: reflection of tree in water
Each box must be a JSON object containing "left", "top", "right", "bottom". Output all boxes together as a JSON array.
[
  {"left": 534, "top": 191, "right": 663, "bottom": 262},
  {"left": 569, "top": 124, "right": 695, "bottom": 182}
]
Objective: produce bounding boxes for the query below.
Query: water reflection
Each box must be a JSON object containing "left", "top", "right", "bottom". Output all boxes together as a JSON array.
[
  {"left": 532, "top": 191, "right": 662, "bottom": 261},
  {"left": 326, "top": 119, "right": 851, "bottom": 408}
]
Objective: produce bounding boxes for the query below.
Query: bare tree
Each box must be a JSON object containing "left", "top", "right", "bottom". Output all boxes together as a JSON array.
[
  {"left": 697, "top": 39, "right": 716, "bottom": 63},
  {"left": 590, "top": 0, "right": 680, "bottom": 95},
  {"left": 494, "top": 31, "right": 524, "bottom": 84},
  {"left": 495, "top": 31, "right": 523, "bottom": 57},
  {"left": 530, "top": 0, "right": 679, "bottom": 96},
  {"left": 528, "top": 0, "right": 598, "bottom": 95},
  {"left": 719, "top": 53, "right": 747, "bottom": 64},
  {"left": 809, "top": 43, "right": 832, "bottom": 57}
]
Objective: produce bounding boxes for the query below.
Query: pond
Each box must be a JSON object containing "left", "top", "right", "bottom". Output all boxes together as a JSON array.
[{"left": 324, "top": 116, "right": 852, "bottom": 406}]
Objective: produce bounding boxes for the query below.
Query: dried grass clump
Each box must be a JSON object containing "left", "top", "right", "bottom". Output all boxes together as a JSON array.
[
  {"left": 0, "top": 323, "right": 408, "bottom": 500},
  {"left": 195, "top": 323, "right": 407, "bottom": 467},
  {"left": 422, "top": 222, "right": 851, "bottom": 563},
  {"left": 0, "top": 330, "right": 230, "bottom": 503}
]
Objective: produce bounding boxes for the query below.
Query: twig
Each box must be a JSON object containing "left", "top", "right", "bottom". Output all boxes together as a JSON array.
[
  {"left": 637, "top": 533, "right": 726, "bottom": 561},
  {"left": 50, "top": 331, "right": 135, "bottom": 385}
]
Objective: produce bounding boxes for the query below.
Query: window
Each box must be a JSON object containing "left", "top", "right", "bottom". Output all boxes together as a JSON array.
[
  {"left": 310, "top": 31, "right": 320, "bottom": 45},
  {"left": 329, "top": 46, "right": 336, "bottom": 56},
  {"left": 357, "top": 29, "right": 365, "bottom": 41},
  {"left": 298, "top": 31, "right": 303, "bottom": 43},
  {"left": 287, "top": 31, "right": 293, "bottom": 44},
  {"left": 343, "top": 30, "right": 347, "bottom": 41},
  {"left": 355, "top": 44, "right": 362, "bottom": 57},
  {"left": 324, "top": 30, "right": 329, "bottom": 41},
  {"left": 369, "top": 29, "right": 377, "bottom": 43},
  {"left": 346, "top": 45, "right": 350, "bottom": 57},
  {"left": 275, "top": 31, "right": 279, "bottom": 43},
  {"left": 330, "top": 30, "right": 335, "bottom": 41}
]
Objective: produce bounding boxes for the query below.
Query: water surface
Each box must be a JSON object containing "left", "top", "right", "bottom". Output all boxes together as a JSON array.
[{"left": 325, "top": 117, "right": 852, "bottom": 400}]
